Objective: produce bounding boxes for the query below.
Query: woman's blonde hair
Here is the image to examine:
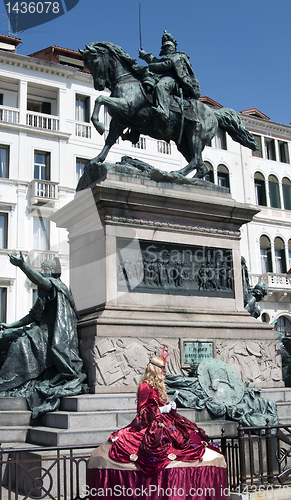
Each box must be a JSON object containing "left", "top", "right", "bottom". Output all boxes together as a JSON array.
[{"left": 140, "top": 356, "right": 167, "bottom": 403}]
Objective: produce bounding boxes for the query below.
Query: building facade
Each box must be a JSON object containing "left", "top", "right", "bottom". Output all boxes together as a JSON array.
[{"left": 0, "top": 35, "right": 290, "bottom": 339}]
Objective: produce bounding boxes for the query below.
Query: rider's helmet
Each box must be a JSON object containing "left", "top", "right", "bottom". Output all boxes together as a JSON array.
[{"left": 159, "top": 31, "right": 177, "bottom": 56}]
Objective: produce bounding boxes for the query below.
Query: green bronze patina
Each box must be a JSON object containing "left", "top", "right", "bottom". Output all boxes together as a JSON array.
[
  {"left": 0, "top": 252, "right": 87, "bottom": 417},
  {"left": 166, "top": 359, "right": 278, "bottom": 427},
  {"left": 198, "top": 359, "right": 244, "bottom": 406},
  {"left": 78, "top": 33, "right": 258, "bottom": 191}
]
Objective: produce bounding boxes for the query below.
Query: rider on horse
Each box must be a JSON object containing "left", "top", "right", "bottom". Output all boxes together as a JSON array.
[{"left": 139, "top": 31, "right": 201, "bottom": 123}]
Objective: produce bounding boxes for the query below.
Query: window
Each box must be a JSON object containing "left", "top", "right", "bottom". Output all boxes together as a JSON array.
[
  {"left": 282, "top": 177, "right": 291, "bottom": 211},
  {"left": 260, "top": 235, "right": 272, "bottom": 273},
  {"left": 217, "top": 164, "right": 230, "bottom": 190},
  {"left": 214, "top": 129, "right": 227, "bottom": 150},
  {"left": 132, "top": 137, "right": 146, "bottom": 149},
  {"left": 261, "top": 312, "right": 270, "bottom": 324},
  {"left": 254, "top": 172, "right": 267, "bottom": 206},
  {"left": 275, "top": 316, "right": 291, "bottom": 336},
  {"left": 252, "top": 135, "right": 263, "bottom": 158},
  {"left": 33, "top": 218, "right": 49, "bottom": 250},
  {"left": 27, "top": 99, "right": 51, "bottom": 115},
  {"left": 265, "top": 138, "right": 276, "bottom": 161},
  {"left": 268, "top": 174, "right": 281, "bottom": 208},
  {"left": 34, "top": 151, "right": 50, "bottom": 181},
  {"left": 274, "top": 237, "right": 286, "bottom": 274},
  {"left": 76, "top": 158, "right": 87, "bottom": 182},
  {"left": 157, "top": 141, "right": 171, "bottom": 155},
  {"left": 0, "top": 145, "right": 9, "bottom": 178},
  {"left": 0, "top": 94, "right": 3, "bottom": 105},
  {"left": 289, "top": 240, "right": 291, "bottom": 270},
  {"left": 203, "top": 161, "right": 214, "bottom": 183},
  {"left": 76, "top": 95, "right": 90, "bottom": 123},
  {"left": 278, "top": 141, "right": 290, "bottom": 164},
  {"left": 0, "top": 288, "right": 7, "bottom": 323},
  {"left": 0, "top": 214, "right": 8, "bottom": 249},
  {"left": 32, "top": 288, "right": 38, "bottom": 305}
]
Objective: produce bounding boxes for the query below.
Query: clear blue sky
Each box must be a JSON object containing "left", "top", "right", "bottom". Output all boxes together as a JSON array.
[{"left": 1, "top": 0, "right": 290, "bottom": 126}]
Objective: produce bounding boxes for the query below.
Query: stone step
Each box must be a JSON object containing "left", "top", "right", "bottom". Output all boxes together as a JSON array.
[
  {"left": 276, "top": 402, "right": 291, "bottom": 420},
  {"left": 262, "top": 387, "right": 291, "bottom": 403},
  {"left": 60, "top": 393, "right": 137, "bottom": 412},
  {"left": 41, "top": 406, "right": 215, "bottom": 430},
  {"left": 0, "top": 397, "right": 28, "bottom": 411},
  {"left": 27, "top": 419, "right": 236, "bottom": 448},
  {"left": 0, "top": 411, "right": 31, "bottom": 427},
  {"left": 0, "top": 426, "right": 28, "bottom": 443},
  {"left": 27, "top": 426, "right": 116, "bottom": 447}
]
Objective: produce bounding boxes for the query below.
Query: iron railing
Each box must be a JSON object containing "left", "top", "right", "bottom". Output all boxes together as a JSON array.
[{"left": 1, "top": 422, "right": 291, "bottom": 499}]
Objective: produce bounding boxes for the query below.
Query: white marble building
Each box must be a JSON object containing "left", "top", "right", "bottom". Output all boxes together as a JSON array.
[{"left": 0, "top": 35, "right": 290, "bottom": 338}]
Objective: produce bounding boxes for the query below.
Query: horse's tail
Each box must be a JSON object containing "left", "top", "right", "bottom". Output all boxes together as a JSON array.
[{"left": 214, "top": 108, "right": 258, "bottom": 151}]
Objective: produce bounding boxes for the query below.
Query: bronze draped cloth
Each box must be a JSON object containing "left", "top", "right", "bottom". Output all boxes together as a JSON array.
[{"left": 0, "top": 278, "right": 87, "bottom": 417}]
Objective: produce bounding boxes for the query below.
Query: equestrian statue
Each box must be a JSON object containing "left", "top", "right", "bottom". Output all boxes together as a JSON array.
[{"left": 80, "top": 32, "right": 258, "bottom": 183}]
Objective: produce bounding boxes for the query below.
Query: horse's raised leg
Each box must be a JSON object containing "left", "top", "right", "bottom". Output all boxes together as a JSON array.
[
  {"left": 91, "top": 95, "right": 129, "bottom": 135},
  {"left": 92, "top": 120, "right": 124, "bottom": 164}
]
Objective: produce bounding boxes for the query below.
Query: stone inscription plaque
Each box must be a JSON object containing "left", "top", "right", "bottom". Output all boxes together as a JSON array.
[
  {"left": 183, "top": 341, "right": 213, "bottom": 365},
  {"left": 117, "top": 238, "right": 234, "bottom": 297}
]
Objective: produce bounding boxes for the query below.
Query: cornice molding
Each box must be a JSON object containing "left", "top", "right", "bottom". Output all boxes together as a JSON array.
[{"left": 241, "top": 114, "right": 291, "bottom": 137}]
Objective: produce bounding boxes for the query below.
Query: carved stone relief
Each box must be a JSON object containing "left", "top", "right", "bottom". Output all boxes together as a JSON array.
[
  {"left": 216, "top": 340, "right": 282, "bottom": 384},
  {"left": 117, "top": 238, "right": 234, "bottom": 297},
  {"left": 79, "top": 337, "right": 183, "bottom": 388}
]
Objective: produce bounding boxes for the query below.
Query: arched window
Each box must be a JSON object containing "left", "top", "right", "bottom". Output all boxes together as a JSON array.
[
  {"left": 254, "top": 172, "right": 267, "bottom": 206},
  {"left": 274, "top": 316, "right": 291, "bottom": 336},
  {"left": 274, "top": 237, "right": 286, "bottom": 273},
  {"left": 203, "top": 161, "right": 214, "bottom": 183},
  {"left": 282, "top": 177, "right": 291, "bottom": 211},
  {"left": 217, "top": 164, "right": 230, "bottom": 190},
  {"left": 260, "top": 235, "right": 272, "bottom": 273},
  {"left": 268, "top": 174, "right": 281, "bottom": 208}
]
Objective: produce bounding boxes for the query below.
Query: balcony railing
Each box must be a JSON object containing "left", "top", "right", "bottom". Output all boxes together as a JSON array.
[
  {"left": 252, "top": 273, "right": 291, "bottom": 291},
  {"left": 75, "top": 122, "right": 91, "bottom": 138},
  {"left": 30, "top": 179, "right": 58, "bottom": 206},
  {"left": 0, "top": 105, "right": 19, "bottom": 124},
  {"left": 28, "top": 250, "right": 58, "bottom": 270},
  {"left": 26, "top": 112, "right": 59, "bottom": 131}
]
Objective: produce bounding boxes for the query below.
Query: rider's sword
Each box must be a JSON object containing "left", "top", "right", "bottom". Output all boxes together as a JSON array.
[{"left": 139, "top": 3, "right": 143, "bottom": 50}]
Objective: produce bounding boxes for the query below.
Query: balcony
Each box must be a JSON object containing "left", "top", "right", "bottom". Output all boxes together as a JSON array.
[
  {"left": 252, "top": 272, "right": 291, "bottom": 301},
  {"left": 75, "top": 122, "right": 91, "bottom": 138},
  {"left": 0, "top": 105, "right": 19, "bottom": 124},
  {"left": 28, "top": 250, "right": 58, "bottom": 271},
  {"left": 26, "top": 111, "right": 59, "bottom": 131},
  {"left": 30, "top": 179, "right": 58, "bottom": 207}
]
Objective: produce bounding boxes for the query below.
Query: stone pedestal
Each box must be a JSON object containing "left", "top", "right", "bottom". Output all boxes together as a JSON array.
[{"left": 51, "top": 163, "right": 282, "bottom": 392}]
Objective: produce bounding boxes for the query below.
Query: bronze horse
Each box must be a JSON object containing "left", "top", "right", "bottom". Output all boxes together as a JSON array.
[{"left": 81, "top": 42, "right": 258, "bottom": 178}]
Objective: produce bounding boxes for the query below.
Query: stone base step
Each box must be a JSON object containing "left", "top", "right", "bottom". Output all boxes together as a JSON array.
[
  {"left": 262, "top": 387, "right": 291, "bottom": 403},
  {"left": 40, "top": 407, "right": 219, "bottom": 430},
  {"left": 0, "top": 397, "right": 27, "bottom": 411},
  {"left": 60, "top": 393, "right": 137, "bottom": 412},
  {"left": 27, "top": 419, "right": 238, "bottom": 447},
  {"left": 0, "top": 411, "right": 31, "bottom": 427},
  {"left": 0, "top": 426, "right": 28, "bottom": 443},
  {"left": 27, "top": 426, "right": 116, "bottom": 447}
]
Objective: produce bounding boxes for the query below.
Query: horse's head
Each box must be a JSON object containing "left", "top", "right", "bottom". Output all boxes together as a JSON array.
[{"left": 81, "top": 44, "right": 111, "bottom": 91}]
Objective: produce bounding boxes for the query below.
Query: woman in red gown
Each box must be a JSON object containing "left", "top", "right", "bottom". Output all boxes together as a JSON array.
[
  {"left": 87, "top": 355, "right": 229, "bottom": 499},
  {"left": 108, "top": 355, "right": 223, "bottom": 475}
]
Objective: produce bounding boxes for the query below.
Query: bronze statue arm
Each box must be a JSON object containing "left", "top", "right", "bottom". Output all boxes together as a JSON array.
[
  {"left": 148, "top": 60, "right": 173, "bottom": 73},
  {"left": 138, "top": 49, "right": 157, "bottom": 64},
  {"left": 0, "top": 314, "right": 34, "bottom": 331},
  {"left": 8, "top": 252, "right": 53, "bottom": 291}
]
